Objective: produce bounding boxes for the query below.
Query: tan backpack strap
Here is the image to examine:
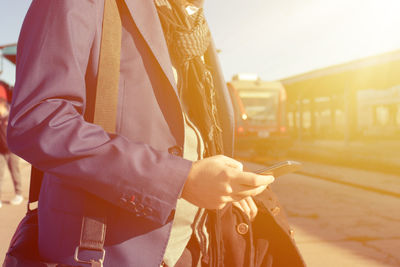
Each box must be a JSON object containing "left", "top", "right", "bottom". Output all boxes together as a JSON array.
[
  {"left": 93, "top": 0, "right": 122, "bottom": 133},
  {"left": 75, "top": 0, "right": 122, "bottom": 266}
]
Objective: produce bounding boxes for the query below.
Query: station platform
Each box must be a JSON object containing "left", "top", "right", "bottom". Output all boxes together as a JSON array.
[{"left": 287, "top": 139, "right": 400, "bottom": 175}]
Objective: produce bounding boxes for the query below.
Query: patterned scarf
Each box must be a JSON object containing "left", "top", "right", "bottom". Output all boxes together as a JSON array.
[{"left": 155, "top": 0, "right": 223, "bottom": 156}]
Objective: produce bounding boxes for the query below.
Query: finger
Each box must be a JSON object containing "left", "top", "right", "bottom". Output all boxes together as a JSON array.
[
  {"left": 231, "top": 184, "right": 268, "bottom": 200},
  {"left": 258, "top": 171, "right": 273, "bottom": 176},
  {"left": 233, "top": 200, "right": 251, "bottom": 220},
  {"left": 240, "top": 199, "right": 251, "bottom": 217},
  {"left": 245, "top": 197, "right": 258, "bottom": 221},
  {"left": 241, "top": 199, "right": 251, "bottom": 220},
  {"left": 232, "top": 200, "right": 245, "bottom": 214},
  {"left": 235, "top": 172, "right": 275, "bottom": 187}
]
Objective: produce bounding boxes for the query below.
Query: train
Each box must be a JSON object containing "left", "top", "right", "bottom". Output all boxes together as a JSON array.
[{"left": 227, "top": 74, "right": 290, "bottom": 157}]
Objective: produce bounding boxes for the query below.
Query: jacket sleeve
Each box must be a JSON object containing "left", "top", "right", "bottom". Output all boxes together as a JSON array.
[{"left": 7, "top": 0, "right": 192, "bottom": 225}]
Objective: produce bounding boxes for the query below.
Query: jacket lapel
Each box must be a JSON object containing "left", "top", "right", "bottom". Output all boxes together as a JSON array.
[{"left": 123, "top": 0, "right": 178, "bottom": 94}]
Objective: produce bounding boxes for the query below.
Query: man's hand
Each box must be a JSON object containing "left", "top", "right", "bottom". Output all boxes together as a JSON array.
[{"left": 181, "top": 155, "right": 274, "bottom": 210}]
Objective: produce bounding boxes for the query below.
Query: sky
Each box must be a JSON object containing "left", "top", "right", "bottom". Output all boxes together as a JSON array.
[
  {"left": 1, "top": 0, "right": 400, "bottom": 85},
  {"left": 0, "top": 1, "right": 31, "bottom": 85}
]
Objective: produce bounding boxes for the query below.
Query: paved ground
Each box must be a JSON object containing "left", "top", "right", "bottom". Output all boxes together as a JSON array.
[
  {"left": 298, "top": 160, "right": 400, "bottom": 196},
  {"left": 288, "top": 139, "right": 400, "bottom": 175},
  {"left": 271, "top": 172, "right": 400, "bottom": 266},
  {"left": 243, "top": 160, "right": 400, "bottom": 266},
  {"left": 1, "top": 158, "right": 400, "bottom": 266}
]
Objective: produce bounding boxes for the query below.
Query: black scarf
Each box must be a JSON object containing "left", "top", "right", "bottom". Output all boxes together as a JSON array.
[{"left": 155, "top": 0, "right": 223, "bottom": 156}]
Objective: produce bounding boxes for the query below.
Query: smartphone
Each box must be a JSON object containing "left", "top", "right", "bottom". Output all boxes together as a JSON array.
[{"left": 254, "top": 160, "right": 302, "bottom": 177}]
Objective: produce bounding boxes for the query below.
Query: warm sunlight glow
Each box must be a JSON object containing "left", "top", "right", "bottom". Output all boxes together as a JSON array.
[{"left": 205, "top": 0, "right": 400, "bottom": 80}]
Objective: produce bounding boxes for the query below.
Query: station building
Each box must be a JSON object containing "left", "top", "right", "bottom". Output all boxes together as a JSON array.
[{"left": 281, "top": 49, "right": 400, "bottom": 141}]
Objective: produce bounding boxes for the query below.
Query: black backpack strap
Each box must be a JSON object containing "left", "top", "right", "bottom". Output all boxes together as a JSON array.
[{"left": 27, "top": 167, "right": 43, "bottom": 211}]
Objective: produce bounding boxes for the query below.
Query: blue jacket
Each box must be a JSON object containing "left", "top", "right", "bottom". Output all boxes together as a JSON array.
[{"left": 7, "top": 0, "right": 234, "bottom": 266}]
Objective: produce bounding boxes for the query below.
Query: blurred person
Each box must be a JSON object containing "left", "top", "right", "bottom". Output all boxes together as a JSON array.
[
  {"left": 0, "top": 81, "right": 9, "bottom": 102},
  {"left": 0, "top": 98, "right": 23, "bottom": 208},
  {"left": 7, "top": 0, "right": 275, "bottom": 266}
]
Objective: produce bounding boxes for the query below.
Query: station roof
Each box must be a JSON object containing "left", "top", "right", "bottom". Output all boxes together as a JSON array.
[{"left": 281, "top": 49, "right": 400, "bottom": 99}]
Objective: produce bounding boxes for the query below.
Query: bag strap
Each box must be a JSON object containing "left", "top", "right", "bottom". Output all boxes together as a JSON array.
[
  {"left": 92, "top": 0, "right": 121, "bottom": 132},
  {"left": 75, "top": 0, "right": 122, "bottom": 266},
  {"left": 27, "top": 0, "right": 122, "bottom": 266},
  {"left": 28, "top": 167, "right": 43, "bottom": 208},
  {"left": 27, "top": 0, "right": 122, "bottom": 207}
]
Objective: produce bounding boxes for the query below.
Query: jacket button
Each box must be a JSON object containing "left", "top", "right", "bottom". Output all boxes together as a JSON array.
[
  {"left": 119, "top": 197, "right": 128, "bottom": 204},
  {"left": 135, "top": 203, "right": 145, "bottom": 213},
  {"left": 271, "top": 206, "right": 280, "bottom": 216},
  {"left": 143, "top": 207, "right": 153, "bottom": 216},
  {"left": 168, "top": 146, "right": 183, "bottom": 157},
  {"left": 236, "top": 223, "right": 249, "bottom": 235}
]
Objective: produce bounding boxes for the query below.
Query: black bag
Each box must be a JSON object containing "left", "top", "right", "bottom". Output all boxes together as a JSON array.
[
  {"left": 217, "top": 188, "right": 306, "bottom": 267},
  {"left": 2, "top": 209, "right": 69, "bottom": 267},
  {"left": 3, "top": 201, "right": 107, "bottom": 267}
]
